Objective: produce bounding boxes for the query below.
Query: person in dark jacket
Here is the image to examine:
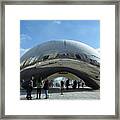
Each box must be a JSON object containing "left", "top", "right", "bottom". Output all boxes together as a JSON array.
[
  {"left": 73, "top": 80, "right": 77, "bottom": 89},
  {"left": 36, "top": 77, "right": 42, "bottom": 99},
  {"left": 43, "top": 79, "right": 49, "bottom": 99},
  {"left": 60, "top": 80, "right": 64, "bottom": 95},
  {"left": 78, "top": 80, "right": 81, "bottom": 88},
  {"left": 26, "top": 80, "right": 33, "bottom": 100},
  {"left": 65, "top": 79, "right": 70, "bottom": 90}
]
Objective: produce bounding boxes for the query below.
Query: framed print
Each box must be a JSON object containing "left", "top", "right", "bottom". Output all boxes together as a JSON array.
[{"left": 0, "top": 0, "right": 119, "bottom": 119}]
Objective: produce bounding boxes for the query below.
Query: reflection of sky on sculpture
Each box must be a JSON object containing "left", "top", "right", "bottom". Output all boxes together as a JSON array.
[
  {"left": 20, "top": 20, "right": 100, "bottom": 56},
  {"left": 53, "top": 77, "right": 69, "bottom": 85},
  {"left": 54, "top": 77, "right": 66, "bottom": 81}
]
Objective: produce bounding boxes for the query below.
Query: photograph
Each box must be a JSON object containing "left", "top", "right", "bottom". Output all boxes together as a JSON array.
[{"left": 20, "top": 20, "right": 100, "bottom": 100}]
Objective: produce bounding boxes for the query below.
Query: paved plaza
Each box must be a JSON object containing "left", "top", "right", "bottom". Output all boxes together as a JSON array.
[{"left": 20, "top": 88, "right": 100, "bottom": 100}]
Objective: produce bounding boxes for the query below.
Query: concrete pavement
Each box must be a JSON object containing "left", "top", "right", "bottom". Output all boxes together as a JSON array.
[{"left": 20, "top": 88, "right": 100, "bottom": 100}]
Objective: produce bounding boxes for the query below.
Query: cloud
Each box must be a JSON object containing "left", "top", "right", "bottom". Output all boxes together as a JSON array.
[
  {"left": 20, "top": 34, "right": 32, "bottom": 41},
  {"left": 20, "top": 34, "right": 32, "bottom": 49},
  {"left": 20, "top": 48, "right": 29, "bottom": 57},
  {"left": 53, "top": 20, "right": 62, "bottom": 25}
]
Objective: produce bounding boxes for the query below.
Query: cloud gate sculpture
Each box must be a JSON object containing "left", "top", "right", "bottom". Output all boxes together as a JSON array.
[{"left": 20, "top": 40, "right": 100, "bottom": 90}]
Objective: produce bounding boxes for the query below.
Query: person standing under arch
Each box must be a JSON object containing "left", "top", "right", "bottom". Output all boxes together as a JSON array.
[
  {"left": 26, "top": 77, "right": 33, "bottom": 100},
  {"left": 65, "top": 79, "right": 70, "bottom": 90},
  {"left": 60, "top": 80, "right": 64, "bottom": 95},
  {"left": 43, "top": 79, "right": 49, "bottom": 99},
  {"left": 36, "top": 77, "right": 42, "bottom": 99},
  {"left": 73, "top": 80, "right": 77, "bottom": 89}
]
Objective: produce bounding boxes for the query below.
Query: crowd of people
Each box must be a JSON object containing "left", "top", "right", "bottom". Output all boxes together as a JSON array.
[
  {"left": 21, "top": 76, "right": 49, "bottom": 100},
  {"left": 60, "top": 79, "right": 85, "bottom": 95},
  {"left": 21, "top": 76, "right": 85, "bottom": 100}
]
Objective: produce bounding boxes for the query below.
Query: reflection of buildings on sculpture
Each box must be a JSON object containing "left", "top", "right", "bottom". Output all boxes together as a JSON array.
[{"left": 20, "top": 40, "right": 100, "bottom": 90}]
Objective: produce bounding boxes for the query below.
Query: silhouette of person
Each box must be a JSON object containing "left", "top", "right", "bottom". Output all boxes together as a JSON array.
[
  {"left": 60, "top": 80, "right": 64, "bottom": 95},
  {"left": 78, "top": 80, "right": 80, "bottom": 88},
  {"left": 36, "top": 77, "right": 42, "bottom": 99},
  {"left": 73, "top": 80, "right": 77, "bottom": 89},
  {"left": 66, "top": 79, "right": 70, "bottom": 90},
  {"left": 43, "top": 79, "right": 49, "bottom": 99},
  {"left": 26, "top": 78, "right": 33, "bottom": 100}
]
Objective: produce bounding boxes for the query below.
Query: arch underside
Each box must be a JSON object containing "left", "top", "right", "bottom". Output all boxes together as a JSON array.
[
  {"left": 21, "top": 66, "right": 100, "bottom": 90},
  {"left": 47, "top": 72, "right": 81, "bottom": 81}
]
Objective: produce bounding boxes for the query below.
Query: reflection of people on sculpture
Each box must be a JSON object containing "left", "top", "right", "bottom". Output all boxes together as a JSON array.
[
  {"left": 60, "top": 80, "right": 64, "bottom": 95},
  {"left": 72, "top": 80, "right": 77, "bottom": 89},
  {"left": 81, "top": 80, "right": 85, "bottom": 88},
  {"left": 78, "top": 80, "right": 80, "bottom": 88},
  {"left": 43, "top": 79, "right": 49, "bottom": 99},
  {"left": 36, "top": 77, "right": 42, "bottom": 99},
  {"left": 49, "top": 80, "right": 54, "bottom": 88},
  {"left": 65, "top": 79, "right": 70, "bottom": 90}
]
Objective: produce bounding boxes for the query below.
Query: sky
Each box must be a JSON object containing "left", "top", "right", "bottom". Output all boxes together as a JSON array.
[{"left": 20, "top": 20, "right": 100, "bottom": 56}]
